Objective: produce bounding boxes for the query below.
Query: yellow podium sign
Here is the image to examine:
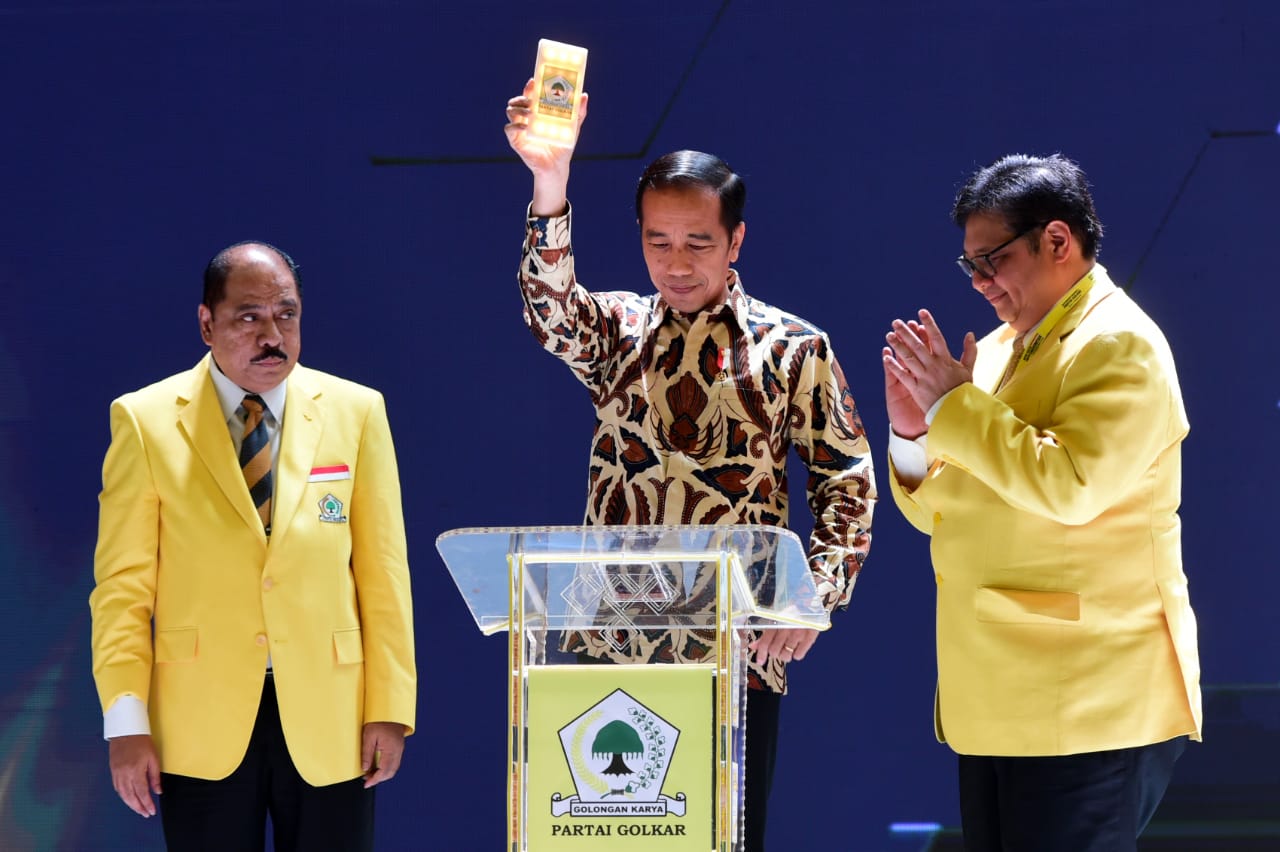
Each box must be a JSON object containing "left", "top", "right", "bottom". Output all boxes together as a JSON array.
[{"left": 526, "top": 664, "right": 714, "bottom": 851}]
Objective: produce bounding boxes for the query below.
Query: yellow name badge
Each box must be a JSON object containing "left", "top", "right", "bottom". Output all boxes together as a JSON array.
[
  {"left": 526, "top": 664, "right": 713, "bottom": 850},
  {"left": 528, "top": 38, "right": 588, "bottom": 147}
]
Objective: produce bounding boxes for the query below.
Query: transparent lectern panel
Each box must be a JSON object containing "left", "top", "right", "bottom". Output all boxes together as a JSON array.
[{"left": 436, "top": 524, "right": 831, "bottom": 635}]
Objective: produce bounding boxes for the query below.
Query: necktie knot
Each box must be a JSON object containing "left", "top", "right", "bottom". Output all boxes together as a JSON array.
[{"left": 241, "top": 393, "right": 267, "bottom": 422}]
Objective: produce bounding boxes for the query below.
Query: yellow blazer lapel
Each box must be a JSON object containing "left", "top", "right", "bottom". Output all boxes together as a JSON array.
[
  {"left": 977, "top": 325, "right": 1020, "bottom": 394},
  {"left": 177, "top": 356, "right": 265, "bottom": 537},
  {"left": 271, "top": 366, "right": 323, "bottom": 547}
]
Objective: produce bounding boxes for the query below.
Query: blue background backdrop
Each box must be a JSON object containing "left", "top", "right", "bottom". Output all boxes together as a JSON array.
[{"left": 1, "top": 1, "right": 1277, "bottom": 849}]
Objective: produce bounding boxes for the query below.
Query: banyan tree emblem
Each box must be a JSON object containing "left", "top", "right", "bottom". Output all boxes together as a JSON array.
[{"left": 552, "top": 688, "right": 687, "bottom": 817}]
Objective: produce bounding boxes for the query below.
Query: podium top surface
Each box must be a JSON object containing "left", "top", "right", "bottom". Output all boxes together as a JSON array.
[{"left": 436, "top": 524, "right": 831, "bottom": 635}]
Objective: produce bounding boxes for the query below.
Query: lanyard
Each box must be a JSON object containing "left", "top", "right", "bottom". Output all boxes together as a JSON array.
[{"left": 1009, "top": 268, "right": 1096, "bottom": 379}]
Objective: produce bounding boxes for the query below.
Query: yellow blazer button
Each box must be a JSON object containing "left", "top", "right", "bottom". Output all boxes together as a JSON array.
[
  {"left": 932, "top": 512, "right": 943, "bottom": 524},
  {"left": 255, "top": 633, "right": 267, "bottom": 646},
  {"left": 935, "top": 572, "right": 943, "bottom": 585}
]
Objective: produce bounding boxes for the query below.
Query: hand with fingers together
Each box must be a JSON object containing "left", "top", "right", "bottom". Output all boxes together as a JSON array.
[{"left": 883, "top": 309, "right": 978, "bottom": 425}]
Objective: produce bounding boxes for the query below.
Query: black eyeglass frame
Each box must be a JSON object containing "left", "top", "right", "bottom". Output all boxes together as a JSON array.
[{"left": 955, "top": 223, "right": 1047, "bottom": 279}]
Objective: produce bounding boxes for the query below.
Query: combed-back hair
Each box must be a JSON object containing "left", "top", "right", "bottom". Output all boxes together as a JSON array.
[
  {"left": 953, "top": 154, "right": 1104, "bottom": 259},
  {"left": 635, "top": 150, "right": 746, "bottom": 236}
]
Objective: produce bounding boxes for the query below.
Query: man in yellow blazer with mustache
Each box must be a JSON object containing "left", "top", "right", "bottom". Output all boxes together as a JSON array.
[
  {"left": 90, "top": 241, "right": 416, "bottom": 852},
  {"left": 883, "top": 155, "right": 1200, "bottom": 852}
]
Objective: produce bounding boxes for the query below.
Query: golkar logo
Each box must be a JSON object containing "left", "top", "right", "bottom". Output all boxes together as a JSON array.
[
  {"left": 552, "top": 688, "right": 687, "bottom": 820},
  {"left": 317, "top": 493, "right": 347, "bottom": 524}
]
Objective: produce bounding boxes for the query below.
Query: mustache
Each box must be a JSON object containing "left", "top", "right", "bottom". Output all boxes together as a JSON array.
[{"left": 251, "top": 347, "right": 288, "bottom": 363}]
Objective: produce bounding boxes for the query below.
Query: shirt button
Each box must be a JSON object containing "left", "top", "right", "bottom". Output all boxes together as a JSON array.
[
  {"left": 255, "top": 634, "right": 267, "bottom": 646},
  {"left": 263, "top": 577, "right": 275, "bottom": 591}
]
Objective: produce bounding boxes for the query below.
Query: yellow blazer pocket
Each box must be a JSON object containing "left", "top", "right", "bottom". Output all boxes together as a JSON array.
[
  {"left": 333, "top": 628, "right": 364, "bottom": 664},
  {"left": 155, "top": 627, "right": 198, "bottom": 663},
  {"left": 975, "top": 587, "right": 1080, "bottom": 624}
]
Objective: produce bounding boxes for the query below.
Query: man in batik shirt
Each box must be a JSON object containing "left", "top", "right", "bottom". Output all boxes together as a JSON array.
[{"left": 504, "top": 81, "right": 875, "bottom": 851}]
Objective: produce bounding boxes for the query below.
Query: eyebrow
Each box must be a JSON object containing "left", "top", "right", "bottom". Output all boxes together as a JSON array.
[
  {"left": 233, "top": 297, "right": 300, "bottom": 312},
  {"left": 644, "top": 228, "right": 717, "bottom": 241}
]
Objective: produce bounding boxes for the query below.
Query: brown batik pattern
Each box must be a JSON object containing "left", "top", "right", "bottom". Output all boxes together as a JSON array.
[{"left": 519, "top": 206, "right": 876, "bottom": 694}]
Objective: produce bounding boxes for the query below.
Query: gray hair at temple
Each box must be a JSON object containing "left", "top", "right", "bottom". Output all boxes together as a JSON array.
[{"left": 952, "top": 154, "right": 1105, "bottom": 259}]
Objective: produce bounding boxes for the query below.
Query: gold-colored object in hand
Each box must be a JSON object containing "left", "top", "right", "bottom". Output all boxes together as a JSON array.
[{"left": 527, "top": 38, "right": 588, "bottom": 147}]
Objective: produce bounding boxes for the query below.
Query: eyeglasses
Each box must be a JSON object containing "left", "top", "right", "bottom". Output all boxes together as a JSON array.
[{"left": 955, "top": 223, "right": 1046, "bottom": 279}]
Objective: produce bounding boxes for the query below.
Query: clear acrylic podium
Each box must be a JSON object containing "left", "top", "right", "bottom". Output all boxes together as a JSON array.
[{"left": 436, "top": 525, "right": 831, "bottom": 851}]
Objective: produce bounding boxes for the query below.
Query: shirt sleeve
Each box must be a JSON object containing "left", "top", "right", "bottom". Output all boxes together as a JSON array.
[
  {"left": 519, "top": 204, "right": 629, "bottom": 399},
  {"left": 793, "top": 343, "right": 876, "bottom": 610}
]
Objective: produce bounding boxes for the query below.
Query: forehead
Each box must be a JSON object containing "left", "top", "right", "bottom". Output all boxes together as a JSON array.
[
  {"left": 962, "top": 212, "right": 1015, "bottom": 253},
  {"left": 221, "top": 248, "right": 299, "bottom": 304},
  {"left": 640, "top": 186, "right": 726, "bottom": 235}
]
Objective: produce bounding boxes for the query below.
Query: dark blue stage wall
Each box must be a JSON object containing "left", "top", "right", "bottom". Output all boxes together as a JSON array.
[{"left": 1, "top": 1, "right": 1277, "bottom": 850}]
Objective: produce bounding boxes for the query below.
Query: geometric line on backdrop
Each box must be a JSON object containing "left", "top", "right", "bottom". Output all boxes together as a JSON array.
[{"left": 1126, "top": 128, "right": 1275, "bottom": 293}]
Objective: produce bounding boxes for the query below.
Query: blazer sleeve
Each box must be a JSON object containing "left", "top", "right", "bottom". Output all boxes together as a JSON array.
[
  {"left": 887, "top": 455, "right": 937, "bottom": 535},
  {"left": 349, "top": 393, "right": 417, "bottom": 734},
  {"left": 89, "top": 398, "right": 159, "bottom": 714},
  {"left": 927, "top": 331, "right": 1185, "bottom": 526}
]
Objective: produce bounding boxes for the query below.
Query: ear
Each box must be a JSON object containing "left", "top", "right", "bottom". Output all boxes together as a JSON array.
[
  {"left": 1043, "top": 220, "right": 1073, "bottom": 261},
  {"left": 198, "top": 304, "right": 214, "bottom": 346},
  {"left": 728, "top": 220, "right": 746, "bottom": 262}
]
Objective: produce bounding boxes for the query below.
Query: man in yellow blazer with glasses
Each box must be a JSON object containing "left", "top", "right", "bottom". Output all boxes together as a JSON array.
[
  {"left": 90, "top": 241, "right": 416, "bottom": 852},
  {"left": 883, "top": 154, "right": 1200, "bottom": 852}
]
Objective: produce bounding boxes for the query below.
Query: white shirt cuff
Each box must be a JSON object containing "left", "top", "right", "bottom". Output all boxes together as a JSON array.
[
  {"left": 103, "top": 695, "right": 150, "bottom": 740},
  {"left": 888, "top": 428, "right": 930, "bottom": 487}
]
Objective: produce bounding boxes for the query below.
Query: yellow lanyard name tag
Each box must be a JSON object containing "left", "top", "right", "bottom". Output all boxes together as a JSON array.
[{"left": 1010, "top": 269, "right": 1096, "bottom": 377}]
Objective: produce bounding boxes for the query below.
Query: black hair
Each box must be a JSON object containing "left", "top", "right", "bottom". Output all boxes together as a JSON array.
[
  {"left": 952, "top": 154, "right": 1104, "bottom": 259},
  {"left": 635, "top": 150, "right": 746, "bottom": 236}
]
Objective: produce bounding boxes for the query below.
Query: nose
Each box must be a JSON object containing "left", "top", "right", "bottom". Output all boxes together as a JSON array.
[
  {"left": 667, "top": 246, "right": 695, "bottom": 275},
  {"left": 257, "top": 317, "right": 283, "bottom": 345},
  {"left": 971, "top": 269, "right": 993, "bottom": 292}
]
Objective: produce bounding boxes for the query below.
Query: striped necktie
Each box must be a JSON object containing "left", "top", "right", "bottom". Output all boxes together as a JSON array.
[{"left": 239, "top": 394, "right": 273, "bottom": 534}]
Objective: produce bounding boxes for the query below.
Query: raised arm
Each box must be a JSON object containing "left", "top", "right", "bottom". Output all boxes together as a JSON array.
[{"left": 504, "top": 77, "right": 588, "bottom": 216}]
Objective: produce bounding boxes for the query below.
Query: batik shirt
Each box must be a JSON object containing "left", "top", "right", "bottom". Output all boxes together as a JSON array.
[{"left": 520, "top": 206, "right": 875, "bottom": 694}]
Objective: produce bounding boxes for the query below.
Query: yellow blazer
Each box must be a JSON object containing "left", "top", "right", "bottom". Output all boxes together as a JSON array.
[
  {"left": 90, "top": 355, "right": 416, "bottom": 785},
  {"left": 890, "top": 267, "right": 1201, "bottom": 757}
]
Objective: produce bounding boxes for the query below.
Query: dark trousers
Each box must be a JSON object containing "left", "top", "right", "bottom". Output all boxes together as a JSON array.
[
  {"left": 160, "top": 675, "right": 374, "bottom": 852},
  {"left": 957, "top": 736, "right": 1186, "bottom": 852},
  {"left": 743, "top": 687, "right": 781, "bottom": 852}
]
